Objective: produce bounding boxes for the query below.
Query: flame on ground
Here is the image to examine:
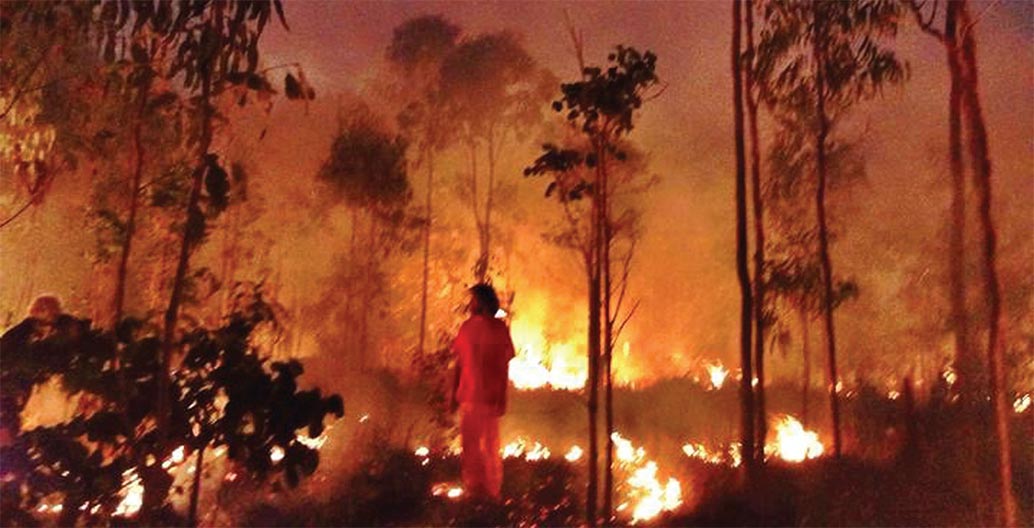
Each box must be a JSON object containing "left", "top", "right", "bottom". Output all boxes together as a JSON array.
[
  {"left": 113, "top": 469, "right": 144, "bottom": 517},
  {"left": 564, "top": 445, "right": 583, "bottom": 462},
  {"left": 682, "top": 414, "right": 823, "bottom": 467},
  {"left": 681, "top": 442, "right": 739, "bottom": 467},
  {"left": 502, "top": 437, "right": 551, "bottom": 461},
  {"left": 768, "top": 415, "right": 823, "bottom": 462},
  {"left": 611, "top": 432, "right": 682, "bottom": 524},
  {"left": 431, "top": 482, "right": 464, "bottom": 500},
  {"left": 1014, "top": 394, "right": 1031, "bottom": 414},
  {"left": 508, "top": 342, "right": 586, "bottom": 390},
  {"left": 705, "top": 362, "right": 729, "bottom": 390}
]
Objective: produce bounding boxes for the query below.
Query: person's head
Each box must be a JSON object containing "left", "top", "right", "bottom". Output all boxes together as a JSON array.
[
  {"left": 468, "top": 283, "right": 500, "bottom": 317},
  {"left": 28, "top": 295, "right": 62, "bottom": 324}
]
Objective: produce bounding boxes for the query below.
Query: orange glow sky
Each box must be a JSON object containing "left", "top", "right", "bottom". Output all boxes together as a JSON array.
[{"left": 2, "top": 1, "right": 1030, "bottom": 384}]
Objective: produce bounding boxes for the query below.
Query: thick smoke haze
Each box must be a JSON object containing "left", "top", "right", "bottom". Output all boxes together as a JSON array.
[{"left": 2, "top": 0, "right": 1031, "bottom": 389}]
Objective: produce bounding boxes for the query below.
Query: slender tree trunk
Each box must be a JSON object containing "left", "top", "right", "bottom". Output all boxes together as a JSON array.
[
  {"left": 346, "top": 208, "right": 359, "bottom": 357},
  {"left": 150, "top": 71, "right": 213, "bottom": 524},
  {"left": 800, "top": 305, "right": 811, "bottom": 426},
  {"left": 811, "top": 23, "right": 843, "bottom": 459},
  {"left": 744, "top": 0, "right": 767, "bottom": 457},
  {"left": 601, "top": 145, "right": 615, "bottom": 525},
  {"left": 944, "top": 0, "right": 977, "bottom": 401},
  {"left": 219, "top": 200, "right": 241, "bottom": 318},
  {"left": 188, "top": 444, "right": 206, "bottom": 527},
  {"left": 586, "top": 150, "right": 602, "bottom": 527},
  {"left": 361, "top": 212, "right": 376, "bottom": 369},
  {"left": 732, "top": 0, "right": 757, "bottom": 473},
  {"left": 109, "top": 88, "right": 151, "bottom": 444},
  {"left": 468, "top": 141, "right": 486, "bottom": 282},
  {"left": 112, "top": 91, "right": 150, "bottom": 328},
  {"left": 418, "top": 148, "right": 433, "bottom": 355},
  {"left": 483, "top": 127, "right": 496, "bottom": 283},
  {"left": 160, "top": 74, "right": 213, "bottom": 447},
  {"left": 956, "top": 4, "right": 1016, "bottom": 525}
]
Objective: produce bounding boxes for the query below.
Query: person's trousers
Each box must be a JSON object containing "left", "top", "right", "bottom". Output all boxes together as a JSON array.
[{"left": 460, "top": 402, "right": 502, "bottom": 498}]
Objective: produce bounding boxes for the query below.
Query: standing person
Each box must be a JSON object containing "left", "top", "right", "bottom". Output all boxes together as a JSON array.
[{"left": 450, "top": 283, "right": 515, "bottom": 500}]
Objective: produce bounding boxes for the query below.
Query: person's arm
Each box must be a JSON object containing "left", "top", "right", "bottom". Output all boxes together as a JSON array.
[
  {"left": 450, "top": 358, "right": 461, "bottom": 414},
  {"left": 450, "top": 329, "right": 463, "bottom": 414}
]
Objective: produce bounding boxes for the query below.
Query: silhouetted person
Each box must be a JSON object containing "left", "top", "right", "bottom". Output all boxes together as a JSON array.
[{"left": 450, "top": 283, "right": 515, "bottom": 500}]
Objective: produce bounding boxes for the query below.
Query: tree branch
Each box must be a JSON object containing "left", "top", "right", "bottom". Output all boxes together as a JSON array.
[
  {"left": 0, "top": 47, "right": 53, "bottom": 120},
  {"left": 614, "top": 299, "right": 640, "bottom": 342},
  {"left": 0, "top": 199, "right": 36, "bottom": 230}
]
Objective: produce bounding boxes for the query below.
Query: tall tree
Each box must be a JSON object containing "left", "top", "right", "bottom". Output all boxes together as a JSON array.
[
  {"left": 526, "top": 45, "right": 658, "bottom": 525},
  {"left": 440, "top": 31, "right": 551, "bottom": 282},
  {"left": 908, "top": 0, "right": 979, "bottom": 405},
  {"left": 318, "top": 107, "right": 414, "bottom": 369},
  {"left": 754, "top": 0, "right": 905, "bottom": 457},
  {"left": 908, "top": 2, "right": 1015, "bottom": 523},
  {"left": 743, "top": 0, "right": 768, "bottom": 459},
  {"left": 955, "top": 2, "right": 1016, "bottom": 524},
  {"left": 732, "top": 0, "right": 758, "bottom": 473},
  {"left": 388, "top": 15, "right": 460, "bottom": 356}
]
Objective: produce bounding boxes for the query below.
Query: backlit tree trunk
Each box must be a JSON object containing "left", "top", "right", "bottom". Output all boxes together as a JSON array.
[
  {"left": 418, "top": 148, "right": 434, "bottom": 355},
  {"left": 160, "top": 73, "right": 213, "bottom": 447},
  {"left": 799, "top": 305, "right": 811, "bottom": 426},
  {"left": 112, "top": 89, "right": 150, "bottom": 328},
  {"left": 586, "top": 194, "right": 601, "bottom": 526},
  {"left": 811, "top": 16, "right": 843, "bottom": 459},
  {"left": 744, "top": 0, "right": 767, "bottom": 456},
  {"left": 732, "top": 0, "right": 757, "bottom": 472},
  {"left": 943, "top": 0, "right": 978, "bottom": 401},
  {"left": 601, "top": 140, "right": 615, "bottom": 525},
  {"left": 956, "top": 3, "right": 1016, "bottom": 525}
]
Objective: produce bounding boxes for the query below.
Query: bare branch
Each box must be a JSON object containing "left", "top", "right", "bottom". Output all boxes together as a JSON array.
[
  {"left": 610, "top": 237, "right": 638, "bottom": 326},
  {"left": 0, "top": 199, "right": 35, "bottom": 230},
  {"left": 563, "top": 10, "right": 586, "bottom": 72},
  {"left": 906, "top": 0, "right": 945, "bottom": 41},
  {"left": 0, "top": 47, "right": 52, "bottom": 120},
  {"left": 962, "top": 0, "right": 1002, "bottom": 41},
  {"left": 614, "top": 299, "right": 641, "bottom": 342}
]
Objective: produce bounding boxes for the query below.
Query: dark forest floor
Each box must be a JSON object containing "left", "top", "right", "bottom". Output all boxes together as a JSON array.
[{"left": 216, "top": 374, "right": 1033, "bottom": 527}]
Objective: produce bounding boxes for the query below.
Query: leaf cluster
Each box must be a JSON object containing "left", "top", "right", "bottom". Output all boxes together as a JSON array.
[
  {"left": 552, "top": 46, "right": 659, "bottom": 138},
  {"left": 319, "top": 111, "right": 412, "bottom": 211},
  {"left": 525, "top": 46, "right": 657, "bottom": 203},
  {"left": 754, "top": 0, "right": 906, "bottom": 121}
]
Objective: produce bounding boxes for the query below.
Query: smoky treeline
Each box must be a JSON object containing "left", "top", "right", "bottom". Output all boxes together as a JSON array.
[{"left": 0, "top": 0, "right": 1031, "bottom": 526}]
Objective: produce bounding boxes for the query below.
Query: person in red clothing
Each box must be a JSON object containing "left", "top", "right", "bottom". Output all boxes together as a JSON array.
[{"left": 450, "top": 283, "right": 515, "bottom": 500}]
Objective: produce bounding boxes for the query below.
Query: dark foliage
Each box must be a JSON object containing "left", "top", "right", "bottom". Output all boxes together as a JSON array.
[{"left": 0, "top": 290, "right": 342, "bottom": 525}]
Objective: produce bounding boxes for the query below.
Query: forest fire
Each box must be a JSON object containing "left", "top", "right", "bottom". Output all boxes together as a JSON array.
[
  {"left": 507, "top": 341, "right": 586, "bottom": 390},
  {"left": 2, "top": 0, "right": 1031, "bottom": 526},
  {"left": 611, "top": 432, "right": 683, "bottom": 523}
]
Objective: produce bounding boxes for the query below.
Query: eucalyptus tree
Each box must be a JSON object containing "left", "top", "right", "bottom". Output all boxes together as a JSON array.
[
  {"left": 526, "top": 45, "right": 659, "bottom": 525},
  {"left": 908, "top": 2, "right": 1016, "bottom": 524},
  {"left": 732, "top": 0, "right": 758, "bottom": 472},
  {"left": 743, "top": 0, "right": 771, "bottom": 455},
  {"left": 440, "top": 31, "right": 552, "bottom": 282},
  {"left": 318, "top": 107, "right": 414, "bottom": 369},
  {"left": 753, "top": 0, "right": 906, "bottom": 457},
  {"left": 387, "top": 15, "right": 460, "bottom": 356}
]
